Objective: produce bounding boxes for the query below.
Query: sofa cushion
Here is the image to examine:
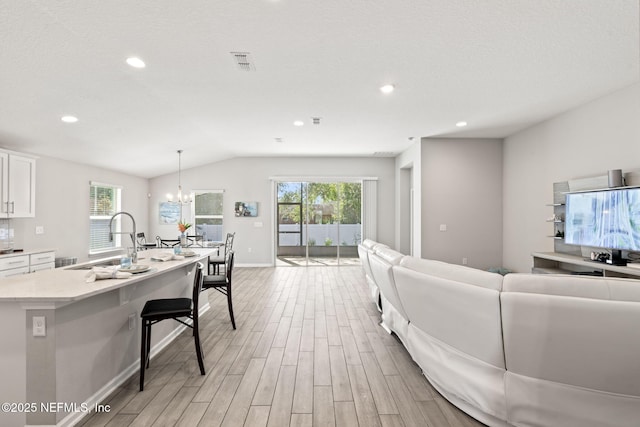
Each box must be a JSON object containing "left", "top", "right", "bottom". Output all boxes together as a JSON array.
[
  {"left": 361, "top": 239, "right": 377, "bottom": 249},
  {"left": 394, "top": 264, "right": 505, "bottom": 368},
  {"left": 369, "top": 247, "right": 408, "bottom": 333},
  {"left": 503, "top": 273, "right": 640, "bottom": 302},
  {"left": 399, "top": 256, "right": 503, "bottom": 292},
  {"left": 502, "top": 273, "right": 640, "bottom": 397},
  {"left": 374, "top": 246, "right": 403, "bottom": 265}
]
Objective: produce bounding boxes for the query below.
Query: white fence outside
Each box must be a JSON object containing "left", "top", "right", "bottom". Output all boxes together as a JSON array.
[
  {"left": 193, "top": 224, "right": 362, "bottom": 247},
  {"left": 278, "top": 224, "right": 361, "bottom": 246}
]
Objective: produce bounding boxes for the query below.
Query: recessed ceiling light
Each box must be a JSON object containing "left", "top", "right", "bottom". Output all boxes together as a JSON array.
[
  {"left": 293, "top": 120, "right": 304, "bottom": 127},
  {"left": 380, "top": 84, "right": 395, "bottom": 94},
  {"left": 456, "top": 121, "right": 468, "bottom": 127},
  {"left": 61, "top": 116, "right": 78, "bottom": 123},
  {"left": 126, "top": 57, "right": 146, "bottom": 68}
]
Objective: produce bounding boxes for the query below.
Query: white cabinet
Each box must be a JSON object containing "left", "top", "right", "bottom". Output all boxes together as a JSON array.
[
  {"left": 0, "top": 151, "right": 36, "bottom": 218},
  {"left": 0, "top": 251, "right": 56, "bottom": 278},
  {"left": 30, "top": 251, "right": 55, "bottom": 272},
  {"left": 0, "top": 254, "right": 29, "bottom": 278}
]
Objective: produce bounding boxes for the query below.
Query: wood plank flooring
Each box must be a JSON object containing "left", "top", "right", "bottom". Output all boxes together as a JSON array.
[{"left": 80, "top": 266, "right": 485, "bottom": 427}]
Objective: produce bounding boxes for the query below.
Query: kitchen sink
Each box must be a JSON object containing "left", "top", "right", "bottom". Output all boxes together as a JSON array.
[{"left": 66, "top": 258, "right": 123, "bottom": 270}]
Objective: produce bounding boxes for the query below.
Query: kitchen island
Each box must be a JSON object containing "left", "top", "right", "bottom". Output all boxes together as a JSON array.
[{"left": 0, "top": 248, "right": 217, "bottom": 427}]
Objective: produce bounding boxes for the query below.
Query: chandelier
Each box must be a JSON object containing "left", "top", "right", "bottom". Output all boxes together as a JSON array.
[{"left": 166, "top": 150, "right": 192, "bottom": 205}]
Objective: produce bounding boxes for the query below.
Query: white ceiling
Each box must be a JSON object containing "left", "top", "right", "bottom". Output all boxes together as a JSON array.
[{"left": 1, "top": 0, "right": 638, "bottom": 178}]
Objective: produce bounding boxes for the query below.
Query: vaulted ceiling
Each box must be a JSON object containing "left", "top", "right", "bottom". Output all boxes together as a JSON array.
[{"left": 1, "top": 0, "right": 638, "bottom": 178}]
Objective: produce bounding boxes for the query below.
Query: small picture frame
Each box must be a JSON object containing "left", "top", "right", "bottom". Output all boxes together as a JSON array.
[{"left": 235, "top": 201, "right": 258, "bottom": 217}]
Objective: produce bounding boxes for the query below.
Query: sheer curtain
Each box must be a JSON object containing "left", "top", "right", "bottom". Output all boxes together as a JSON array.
[{"left": 362, "top": 179, "right": 378, "bottom": 242}]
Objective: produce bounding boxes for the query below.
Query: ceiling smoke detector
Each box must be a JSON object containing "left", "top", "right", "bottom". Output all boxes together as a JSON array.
[{"left": 230, "top": 52, "right": 256, "bottom": 71}]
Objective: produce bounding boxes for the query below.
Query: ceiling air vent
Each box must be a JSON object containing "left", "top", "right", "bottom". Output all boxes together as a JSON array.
[
  {"left": 230, "top": 51, "right": 255, "bottom": 71},
  {"left": 373, "top": 151, "right": 396, "bottom": 157}
]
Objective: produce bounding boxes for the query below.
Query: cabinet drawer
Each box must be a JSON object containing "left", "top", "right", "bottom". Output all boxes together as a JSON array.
[
  {"left": 30, "top": 251, "right": 55, "bottom": 266},
  {"left": 0, "top": 266, "right": 29, "bottom": 278},
  {"left": 0, "top": 254, "right": 29, "bottom": 271},
  {"left": 30, "top": 262, "right": 55, "bottom": 273}
]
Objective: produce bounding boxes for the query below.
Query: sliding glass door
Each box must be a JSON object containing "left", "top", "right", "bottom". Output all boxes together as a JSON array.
[{"left": 276, "top": 181, "right": 362, "bottom": 266}]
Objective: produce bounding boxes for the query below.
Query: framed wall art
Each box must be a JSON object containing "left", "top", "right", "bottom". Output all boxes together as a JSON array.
[
  {"left": 235, "top": 201, "right": 258, "bottom": 217},
  {"left": 159, "top": 202, "right": 180, "bottom": 224}
]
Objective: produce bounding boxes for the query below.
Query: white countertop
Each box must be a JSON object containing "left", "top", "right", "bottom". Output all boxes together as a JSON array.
[{"left": 0, "top": 248, "right": 216, "bottom": 303}]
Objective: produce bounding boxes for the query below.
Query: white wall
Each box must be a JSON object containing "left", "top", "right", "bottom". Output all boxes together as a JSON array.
[
  {"left": 503, "top": 82, "right": 640, "bottom": 272},
  {"left": 9, "top": 155, "right": 149, "bottom": 263},
  {"left": 421, "top": 138, "right": 503, "bottom": 269},
  {"left": 148, "top": 156, "right": 396, "bottom": 265}
]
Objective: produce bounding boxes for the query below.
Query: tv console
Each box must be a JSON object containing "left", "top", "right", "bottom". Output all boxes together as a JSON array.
[{"left": 532, "top": 251, "right": 640, "bottom": 279}]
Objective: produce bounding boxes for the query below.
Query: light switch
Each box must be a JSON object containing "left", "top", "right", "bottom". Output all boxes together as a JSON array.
[{"left": 33, "top": 316, "right": 46, "bottom": 337}]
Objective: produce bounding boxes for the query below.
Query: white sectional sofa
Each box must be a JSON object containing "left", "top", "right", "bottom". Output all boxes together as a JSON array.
[
  {"left": 501, "top": 274, "right": 640, "bottom": 427},
  {"left": 357, "top": 239, "right": 387, "bottom": 311},
  {"left": 358, "top": 241, "right": 640, "bottom": 427},
  {"left": 394, "top": 256, "right": 508, "bottom": 426},
  {"left": 369, "top": 246, "right": 409, "bottom": 345}
]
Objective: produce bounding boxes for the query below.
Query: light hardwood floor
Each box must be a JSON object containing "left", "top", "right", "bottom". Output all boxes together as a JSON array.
[{"left": 80, "top": 266, "right": 485, "bottom": 427}]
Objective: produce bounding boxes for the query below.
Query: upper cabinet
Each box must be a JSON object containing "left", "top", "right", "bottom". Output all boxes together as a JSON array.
[{"left": 0, "top": 150, "right": 36, "bottom": 218}]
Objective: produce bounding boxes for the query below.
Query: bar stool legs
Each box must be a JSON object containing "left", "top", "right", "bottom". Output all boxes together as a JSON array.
[{"left": 139, "top": 263, "right": 206, "bottom": 391}]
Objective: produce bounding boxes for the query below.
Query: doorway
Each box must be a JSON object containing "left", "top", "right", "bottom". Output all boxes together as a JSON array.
[{"left": 276, "top": 181, "right": 362, "bottom": 266}]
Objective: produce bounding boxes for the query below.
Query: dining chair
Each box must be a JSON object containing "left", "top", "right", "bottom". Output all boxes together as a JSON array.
[
  {"left": 209, "top": 232, "right": 235, "bottom": 275},
  {"left": 203, "top": 251, "right": 236, "bottom": 329},
  {"left": 186, "top": 234, "right": 204, "bottom": 247},
  {"left": 136, "top": 232, "right": 157, "bottom": 250},
  {"left": 139, "top": 262, "right": 206, "bottom": 391},
  {"left": 156, "top": 236, "right": 180, "bottom": 248}
]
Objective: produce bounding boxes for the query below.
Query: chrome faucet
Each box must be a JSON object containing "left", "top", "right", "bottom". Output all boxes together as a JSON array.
[{"left": 109, "top": 211, "right": 137, "bottom": 263}]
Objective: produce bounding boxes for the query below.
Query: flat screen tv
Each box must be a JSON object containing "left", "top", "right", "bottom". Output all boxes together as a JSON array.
[{"left": 565, "top": 187, "right": 640, "bottom": 264}]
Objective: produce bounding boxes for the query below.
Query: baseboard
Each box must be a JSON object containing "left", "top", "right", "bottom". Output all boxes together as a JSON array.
[
  {"left": 236, "top": 262, "right": 273, "bottom": 267},
  {"left": 56, "top": 303, "right": 210, "bottom": 427}
]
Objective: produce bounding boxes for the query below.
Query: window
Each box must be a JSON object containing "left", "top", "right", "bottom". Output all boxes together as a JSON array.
[
  {"left": 89, "top": 182, "right": 122, "bottom": 253},
  {"left": 192, "top": 190, "right": 224, "bottom": 242}
]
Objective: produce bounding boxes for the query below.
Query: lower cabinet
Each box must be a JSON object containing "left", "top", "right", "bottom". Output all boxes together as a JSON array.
[
  {"left": 30, "top": 251, "right": 55, "bottom": 272},
  {"left": 0, "top": 251, "right": 56, "bottom": 278},
  {"left": 0, "top": 254, "right": 29, "bottom": 278}
]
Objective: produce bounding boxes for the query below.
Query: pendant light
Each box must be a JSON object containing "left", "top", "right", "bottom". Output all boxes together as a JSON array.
[{"left": 166, "top": 150, "right": 192, "bottom": 205}]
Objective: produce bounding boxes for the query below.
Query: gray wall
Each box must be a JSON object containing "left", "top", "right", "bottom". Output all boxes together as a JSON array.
[
  {"left": 503, "top": 82, "right": 640, "bottom": 272},
  {"left": 395, "top": 143, "right": 422, "bottom": 257},
  {"left": 148, "top": 156, "right": 396, "bottom": 265},
  {"left": 421, "top": 138, "right": 503, "bottom": 269},
  {"left": 10, "top": 155, "right": 150, "bottom": 263}
]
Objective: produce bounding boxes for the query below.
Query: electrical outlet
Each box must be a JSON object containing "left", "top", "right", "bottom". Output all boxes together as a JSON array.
[
  {"left": 33, "top": 316, "right": 46, "bottom": 337},
  {"left": 128, "top": 313, "right": 136, "bottom": 330},
  {"left": 35, "top": 226, "right": 44, "bottom": 235},
  {"left": 462, "top": 257, "right": 468, "bottom": 265},
  {"left": 439, "top": 224, "right": 447, "bottom": 232}
]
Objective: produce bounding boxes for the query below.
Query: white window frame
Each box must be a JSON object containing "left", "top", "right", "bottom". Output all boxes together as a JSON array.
[
  {"left": 89, "top": 181, "right": 122, "bottom": 255},
  {"left": 191, "top": 189, "right": 224, "bottom": 242}
]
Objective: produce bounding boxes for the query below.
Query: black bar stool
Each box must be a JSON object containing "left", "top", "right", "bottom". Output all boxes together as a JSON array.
[
  {"left": 203, "top": 251, "right": 236, "bottom": 329},
  {"left": 139, "top": 262, "right": 206, "bottom": 391}
]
